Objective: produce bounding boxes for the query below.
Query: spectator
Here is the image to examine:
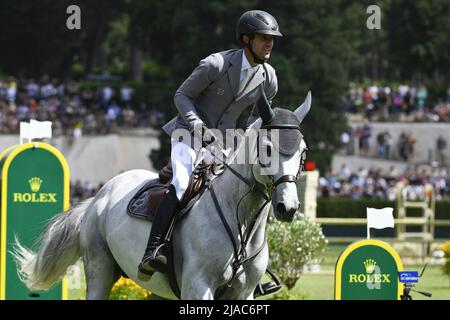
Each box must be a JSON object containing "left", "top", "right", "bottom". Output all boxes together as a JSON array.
[
  {"left": 120, "top": 85, "right": 134, "bottom": 104},
  {"left": 6, "top": 79, "right": 17, "bottom": 104},
  {"left": 384, "top": 131, "right": 393, "bottom": 160},
  {"left": 416, "top": 85, "right": 427, "bottom": 111},
  {"left": 100, "top": 84, "right": 114, "bottom": 108},
  {"left": 398, "top": 132, "right": 409, "bottom": 161},
  {"left": 376, "top": 131, "right": 386, "bottom": 158},
  {"left": 436, "top": 135, "right": 447, "bottom": 166},
  {"left": 447, "top": 86, "right": 450, "bottom": 105},
  {"left": 360, "top": 121, "right": 372, "bottom": 156},
  {"left": 340, "top": 129, "right": 351, "bottom": 154}
]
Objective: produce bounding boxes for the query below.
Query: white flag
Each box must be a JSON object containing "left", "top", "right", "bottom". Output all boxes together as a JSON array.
[
  {"left": 367, "top": 207, "right": 395, "bottom": 229},
  {"left": 20, "top": 120, "right": 52, "bottom": 143},
  {"left": 20, "top": 122, "right": 31, "bottom": 141},
  {"left": 30, "top": 119, "right": 52, "bottom": 139}
]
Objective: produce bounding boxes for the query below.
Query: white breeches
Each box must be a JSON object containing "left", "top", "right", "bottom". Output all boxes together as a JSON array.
[{"left": 170, "top": 139, "right": 198, "bottom": 201}]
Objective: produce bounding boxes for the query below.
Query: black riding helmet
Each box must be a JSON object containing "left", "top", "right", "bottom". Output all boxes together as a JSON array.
[{"left": 236, "top": 10, "right": 283, "bottom": 64}]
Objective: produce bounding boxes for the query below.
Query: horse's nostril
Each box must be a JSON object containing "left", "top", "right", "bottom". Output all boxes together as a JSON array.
[
  {"left": 277, "top": 203, "right": 286, "bottom": 213},
  {"left": 288, "top": 208, "right": 297, "bottom": 216}
]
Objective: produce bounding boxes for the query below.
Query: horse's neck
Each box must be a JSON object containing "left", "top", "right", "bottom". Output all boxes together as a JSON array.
[{"left": 212, "top": 142, "right": 268, "bottom": 239}]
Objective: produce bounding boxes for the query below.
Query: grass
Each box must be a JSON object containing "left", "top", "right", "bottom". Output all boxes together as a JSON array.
[
  {"left": 287, "top": 243, "right": 450, "bottom": 300},
  {"left": 295, "top": 264, "right": 449, "bottom": 300}
]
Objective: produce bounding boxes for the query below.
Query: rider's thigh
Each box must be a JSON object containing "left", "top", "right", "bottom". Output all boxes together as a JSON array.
[{"left": 170, "top": 139, "right": 197, "bottom": 200}]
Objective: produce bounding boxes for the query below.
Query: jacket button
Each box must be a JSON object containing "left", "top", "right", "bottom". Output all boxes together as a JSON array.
[{"left": 219, "top": 121, "right": 224, "bottom": 125}]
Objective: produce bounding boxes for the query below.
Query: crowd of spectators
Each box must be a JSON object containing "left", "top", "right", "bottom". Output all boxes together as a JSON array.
[
  {"left": 340, "top": 123, "right": 449, "bottom": 168},
  {"left": 344, "top": 83, "right": 450, "bottom": 122},
  {"left": 0, "top": 76, "right": 166, "bottom": 136},
  {"left": 70, "top": 180, "right": 103, "bottom": 204},
  {"left": 71, "top": 164, "right": 450, "bottom": 204},
  {"left": 319, "top": 165, "right": 450, "bottom": 200},
  {"left": 340, "top": 124, "right": 421, "bottom": 161}
]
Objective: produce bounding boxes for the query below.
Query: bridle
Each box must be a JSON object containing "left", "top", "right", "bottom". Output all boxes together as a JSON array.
[
  {"left": 259, "top": 123, "right": 306, "bottom": 192},
  {"left": 206, "top": 123, "right": 307, "bottom": 294}
]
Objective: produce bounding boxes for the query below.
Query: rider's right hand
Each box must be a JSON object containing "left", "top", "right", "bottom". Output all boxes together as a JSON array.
[
  {"left": 190, "top": 119, "right": 221, "bottom": 148},
  {"left": 189, "top": 119, "right": 206, "bottom": 135}
]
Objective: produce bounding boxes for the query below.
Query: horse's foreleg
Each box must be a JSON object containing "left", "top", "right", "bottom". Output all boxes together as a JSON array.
[{"left": 180, "top": 273, "right": 216, "bottom": 300}]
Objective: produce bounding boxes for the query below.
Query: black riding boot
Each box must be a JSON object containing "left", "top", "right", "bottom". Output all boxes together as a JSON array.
[{"left": 138, "top": 184, "right": 180, "bottom": 280}]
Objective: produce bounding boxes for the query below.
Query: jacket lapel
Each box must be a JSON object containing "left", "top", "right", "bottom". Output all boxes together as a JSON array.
[
  {"left": 235, "top": 64, "right": 265, "bottom": 101},
  {"left": 227, "top": 50, "right": 242, "bottom": 99}
]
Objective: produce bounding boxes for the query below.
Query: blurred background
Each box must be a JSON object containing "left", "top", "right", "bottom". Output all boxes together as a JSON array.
[{"left": 1, "top": 0, "right": 449, "bottom": 299}]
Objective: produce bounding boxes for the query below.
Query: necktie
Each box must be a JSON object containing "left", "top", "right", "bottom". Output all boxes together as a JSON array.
[{"left": 238, "top": 67, "right": 256, "bottom": 95}]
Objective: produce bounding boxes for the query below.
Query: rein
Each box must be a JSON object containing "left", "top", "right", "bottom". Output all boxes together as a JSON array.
[{"left": 206, "top": 126, "right": 304, "bottom": 289}]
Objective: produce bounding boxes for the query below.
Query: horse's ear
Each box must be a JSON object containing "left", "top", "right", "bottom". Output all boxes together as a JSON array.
[{"left": 293, "top": 91, "right": 312, "bottom": 123}]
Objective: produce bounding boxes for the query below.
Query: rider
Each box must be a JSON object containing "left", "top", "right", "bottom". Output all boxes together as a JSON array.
[{"left": 138, "top": 10, "right": 283, "bottom": 280}]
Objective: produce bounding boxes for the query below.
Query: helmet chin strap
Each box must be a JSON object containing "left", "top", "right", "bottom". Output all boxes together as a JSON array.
[{"left": 246, "top": 39, "right": 266, "bottom": 64}]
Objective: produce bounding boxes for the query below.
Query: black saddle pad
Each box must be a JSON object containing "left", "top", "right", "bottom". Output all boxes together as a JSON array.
[
  {"left": 127, "top": 178, "right": 209, "bottom": 223},
  {"left": 127, "top": 179, "right": 168, "bottom": 222}
]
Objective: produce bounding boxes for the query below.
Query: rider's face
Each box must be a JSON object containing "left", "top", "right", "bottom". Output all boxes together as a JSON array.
[{"left": 244, "top": 34, "right": 274, "bottom": 63}]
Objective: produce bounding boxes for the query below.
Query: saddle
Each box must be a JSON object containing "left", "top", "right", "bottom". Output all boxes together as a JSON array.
[{"left": 127, "top": 160, "right": 224, "bottom": 222}]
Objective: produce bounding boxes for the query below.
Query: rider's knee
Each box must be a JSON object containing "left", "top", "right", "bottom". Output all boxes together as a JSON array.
[{"left": 171, "top": 180, "right": 188, "bottom": 201}]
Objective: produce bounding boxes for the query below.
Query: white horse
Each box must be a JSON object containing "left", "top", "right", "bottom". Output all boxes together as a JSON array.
[{"left": 13, "top": 92, "right": 312, "bottom": 300}]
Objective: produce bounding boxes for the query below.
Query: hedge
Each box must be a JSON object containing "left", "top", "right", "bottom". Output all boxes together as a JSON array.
[{"left": 317, "top": 199, "right": 450, "bottom": 220}]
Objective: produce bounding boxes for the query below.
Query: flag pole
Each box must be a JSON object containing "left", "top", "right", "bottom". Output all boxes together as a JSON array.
[{"left": 367, "top": 225, "right": 370, "bottom": 239}]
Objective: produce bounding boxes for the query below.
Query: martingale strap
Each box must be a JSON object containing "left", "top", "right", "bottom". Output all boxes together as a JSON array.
[{"left": 209, "top": 182, "right": 270, "bottom": 290}]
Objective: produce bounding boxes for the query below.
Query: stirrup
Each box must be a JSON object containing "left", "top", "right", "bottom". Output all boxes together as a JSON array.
[
  {"left": 254, "top": 269, "right": 282, "bottom": 297},
  {"left": 142, "top": 244, "right": 168, "bottom": 269}
]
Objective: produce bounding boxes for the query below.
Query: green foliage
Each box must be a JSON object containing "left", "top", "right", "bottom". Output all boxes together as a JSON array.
[
  {"left": 438, "top": 242, "right": 450, "bottom": 281},
  {"left": 270, "top": 287, "right": 308, "bottom": 300},
  {"left": 387, "top": 0, "right": 450, "bottom": 81},
  {"left": 3, "top": 0, "right": 450, "bottom": 170},
  {"left": 109, "top": 277, "right": 151, "bottom": 300},
  {"left": 317, "top": 199, "right": 450, "bottom": 219},
  {"left": 317, "top": 199, "right": 395, "bottom": 218},
  {"left": 101, "top": 13, "right": 130, "bottom": 77},
  {"left": 267, "top": 215, "right": 328, "bottom": 289}
]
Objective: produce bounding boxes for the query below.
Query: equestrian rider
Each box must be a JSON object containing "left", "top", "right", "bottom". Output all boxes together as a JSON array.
[{"left": 138, "top": 10, "right": 283, "bottom": 280}]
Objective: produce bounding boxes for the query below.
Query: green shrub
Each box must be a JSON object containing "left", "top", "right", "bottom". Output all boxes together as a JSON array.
[
  {"left": 267, "top": 215, "right": 328, "bottom": 289},
  {"left": 109, "top": 277, "right": 151, "bottom": 300},
  {"left": 270, "top": 288, "right": 308, "bottom": 300},
  {"left": 438, "top": 242, "right": 450, "bottom": 281},
  {"left": 317, "top": 199, "right": 450, "bottom": 219}
]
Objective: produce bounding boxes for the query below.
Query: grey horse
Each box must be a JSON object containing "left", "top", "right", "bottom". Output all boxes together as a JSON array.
[{"left": 13, "top": 92, "right": 312, "bottom": 300}]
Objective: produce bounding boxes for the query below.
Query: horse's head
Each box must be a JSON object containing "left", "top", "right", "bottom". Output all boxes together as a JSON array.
[{"left": 249, "top": 90, "right": 311, "bottom": 222}]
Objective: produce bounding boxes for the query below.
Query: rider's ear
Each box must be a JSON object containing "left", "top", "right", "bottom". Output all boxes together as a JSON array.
[{"left": 242, "top": 35, "right": 250, "bottom": 45}]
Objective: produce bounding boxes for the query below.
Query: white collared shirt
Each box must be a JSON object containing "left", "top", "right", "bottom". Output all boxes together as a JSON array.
[{"left": 240, "top": 51, "right": 259, "bottom": 82}]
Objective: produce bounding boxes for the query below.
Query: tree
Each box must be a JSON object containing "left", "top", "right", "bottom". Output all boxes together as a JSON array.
[{"left": 386, "top": 0, "right": 450, "bottom": 82}]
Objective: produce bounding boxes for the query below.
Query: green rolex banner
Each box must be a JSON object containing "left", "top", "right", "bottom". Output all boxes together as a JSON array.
[
  {"left": 335, "top": 239, "right": 404, "bottom": 300},
  {"left": 0, "top": 142, "right": 70, "bottom": 300}
]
